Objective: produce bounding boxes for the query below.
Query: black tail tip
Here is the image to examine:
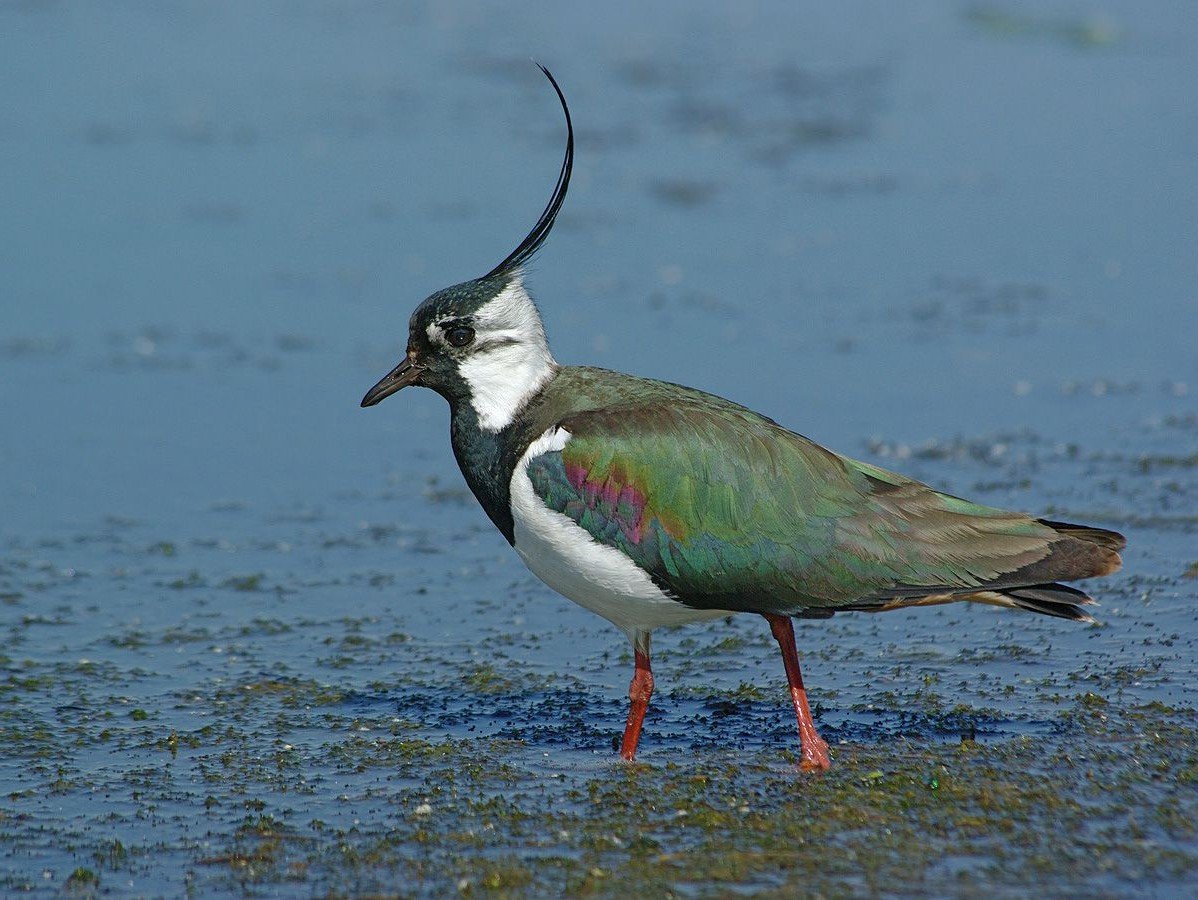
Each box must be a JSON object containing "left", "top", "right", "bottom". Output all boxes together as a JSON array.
[{"left": 1003, "top": 583, "right": 1099, "bottom": 623}]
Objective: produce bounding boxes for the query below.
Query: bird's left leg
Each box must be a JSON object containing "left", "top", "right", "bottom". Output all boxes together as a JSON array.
[
  {"left": 763, "top": 612, "right": 831, "bottom": 771},
  {"left": 619, "top": 630, "right": 653, "bottom": 761}
]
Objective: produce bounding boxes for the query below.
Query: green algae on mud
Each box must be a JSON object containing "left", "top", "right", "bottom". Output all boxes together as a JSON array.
[
  {"left": 4, "top": 0, "right": 1198, "bottom": 895},
  {"left": 3, "top": 620, "right": 1196, "bottom": 895},
  {"left": 176, "top": 699, "right": 1198, "bottom": 895}
]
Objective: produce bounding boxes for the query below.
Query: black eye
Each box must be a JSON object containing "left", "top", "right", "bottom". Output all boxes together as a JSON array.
[{"left": 445, "top": 325, "right": 475, "bottom": 348}]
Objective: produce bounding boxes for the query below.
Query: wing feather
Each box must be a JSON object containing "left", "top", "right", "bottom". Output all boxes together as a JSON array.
[{"left": 523, "top": 393, "right": 1121, "bottom": 616}]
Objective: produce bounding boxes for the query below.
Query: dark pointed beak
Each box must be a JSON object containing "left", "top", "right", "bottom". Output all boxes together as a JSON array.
[{"left": 361, "top": 354, "right": 423, "bottom": 407}]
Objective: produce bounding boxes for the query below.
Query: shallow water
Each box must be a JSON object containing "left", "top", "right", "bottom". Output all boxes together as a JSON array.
[{"left": 2, "top": 1, "right": 1196, "bottom": 895}]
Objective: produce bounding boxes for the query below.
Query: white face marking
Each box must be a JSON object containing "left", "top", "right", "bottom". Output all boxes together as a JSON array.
[
  {"left": 509, "top": 427, "right": 731, "bottom": 643},
  {"left": 452, "top": 279, "right": 557, "bottom": 431}
]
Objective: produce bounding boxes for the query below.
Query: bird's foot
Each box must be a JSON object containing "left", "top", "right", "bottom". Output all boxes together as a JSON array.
[
  {"left": 618, "top": 645, "right": 654, "bottom": 762},
  {"left": 798, "top": 736, "right": 832, "bottom": 772}
]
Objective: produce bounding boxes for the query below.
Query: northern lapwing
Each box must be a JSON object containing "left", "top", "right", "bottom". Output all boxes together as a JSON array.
[{"left": 361, "top": 66, "right": 1125, "bottom": 770}]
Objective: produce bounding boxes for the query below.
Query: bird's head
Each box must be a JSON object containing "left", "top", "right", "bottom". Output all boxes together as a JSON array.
[{"left": 361, "top": 65, "right": 572, "bottom": 433}]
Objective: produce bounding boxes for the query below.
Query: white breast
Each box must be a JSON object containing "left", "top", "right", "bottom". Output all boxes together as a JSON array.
[{"left": 509, "top": 427, "right": 731, "bottom": 641}]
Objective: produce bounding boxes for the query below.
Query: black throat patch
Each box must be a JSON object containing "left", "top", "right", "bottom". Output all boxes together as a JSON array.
[{"left": 447, "top": 383, "right": 557, "bottom": 545}]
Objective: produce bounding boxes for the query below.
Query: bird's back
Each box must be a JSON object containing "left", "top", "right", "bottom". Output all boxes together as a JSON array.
[{"left": 521, "top": 366, "right": 1124, "bottom": 618}]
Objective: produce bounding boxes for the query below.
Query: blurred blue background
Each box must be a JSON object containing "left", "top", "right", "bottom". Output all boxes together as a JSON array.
[
  {"left": 1, "top": 3, "right": 1196, "bottom": 891},
  {"left": 3, "top": 1, "right": 1194, "bottom": 534}
]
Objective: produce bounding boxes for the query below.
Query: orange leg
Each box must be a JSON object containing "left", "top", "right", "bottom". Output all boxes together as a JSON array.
[
  {"left": 764, "top": 613, "right": 831, "bottom": 771},
  {"left": 619, "top": 639, "right": 654, "bottom": 761}
]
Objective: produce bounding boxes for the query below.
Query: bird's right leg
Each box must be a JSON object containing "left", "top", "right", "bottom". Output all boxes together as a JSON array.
[
  {"left": 764, "top": 613, "right": 831, "bottom": 771},
  {"left": 619, "top": 630, "right": 653, "bottom": 761}
]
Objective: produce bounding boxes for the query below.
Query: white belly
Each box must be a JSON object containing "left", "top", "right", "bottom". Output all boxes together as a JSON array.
[{"left": 510, "top": 427, "right": 731, "bottom": 640}]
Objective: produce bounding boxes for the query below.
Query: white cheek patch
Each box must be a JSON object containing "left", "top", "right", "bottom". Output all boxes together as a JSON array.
[
  {"left": 460, "top": 345, "right": 555, "bottom": 430},
  {"left": 457, "top": 279, "right": 558, "bottom": 431},
  {"left": 469, "top": 278, "right": 545, "bottom": 344}
]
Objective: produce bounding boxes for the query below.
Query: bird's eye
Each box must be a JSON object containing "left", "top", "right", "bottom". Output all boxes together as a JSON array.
[{"left": 445, "top": 325, "right": 475, "bottom": 348}]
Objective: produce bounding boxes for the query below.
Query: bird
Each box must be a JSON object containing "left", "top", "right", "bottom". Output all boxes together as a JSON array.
[{"left": 360, "top": 66, "right": 1125, "bottom": 771}]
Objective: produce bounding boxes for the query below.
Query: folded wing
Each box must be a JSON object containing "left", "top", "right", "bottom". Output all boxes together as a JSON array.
[{"left": 525, "top": 400, "right": 1123, "bottom": 618}]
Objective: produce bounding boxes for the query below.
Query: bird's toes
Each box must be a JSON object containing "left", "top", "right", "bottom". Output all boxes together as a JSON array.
[{"left": 799, "top": 740, "right": 832, "bottom": 772}]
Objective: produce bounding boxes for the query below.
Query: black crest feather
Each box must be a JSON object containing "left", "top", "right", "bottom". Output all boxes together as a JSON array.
[{"left": 483, "top": 64, "right": 573, "bottom": 279}]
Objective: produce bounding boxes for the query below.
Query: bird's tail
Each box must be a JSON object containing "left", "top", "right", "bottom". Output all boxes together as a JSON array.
[
  {"left": 967, "top": 582, "right": 1098, "bottom": 622},
  {"left": 844, "top": 518, "right": 1125, "bottom": 623},
  {"left": 965, "top": 519, "right": 1126, "bottom": 623}
]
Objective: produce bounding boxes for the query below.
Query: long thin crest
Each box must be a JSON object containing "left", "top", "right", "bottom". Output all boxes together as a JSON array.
[{"left": 483, "top": 64, "right": 573, "bottom": 279}]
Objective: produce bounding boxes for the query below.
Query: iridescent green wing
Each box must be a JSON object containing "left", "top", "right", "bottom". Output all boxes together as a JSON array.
[{"left": 525, "top": 400, "right": 1063, "bottom": 614}]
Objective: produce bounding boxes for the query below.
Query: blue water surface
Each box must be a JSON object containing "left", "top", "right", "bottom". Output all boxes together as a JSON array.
[{"left": 1, "top": 1, "right": 1195, "bottom": 893}]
